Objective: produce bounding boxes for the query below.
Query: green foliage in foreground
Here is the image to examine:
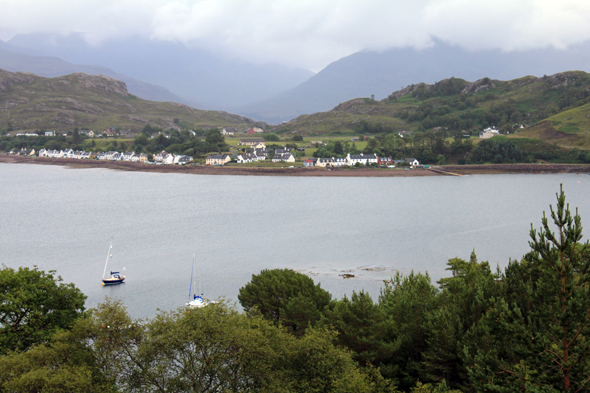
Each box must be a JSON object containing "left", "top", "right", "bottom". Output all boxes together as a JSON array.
[
  {"left": 0, "top": 299, "right": 395, "bottom": 393},
  {"left": 2, "top": 186, "right": 590, "bottom": 392},
  {"left": 0, "top": 265, "right": 86, "bottom": 354},
  {"left": 464, "top": 185, "right": 590, "bottom": 392},
  {"left": 238, "top": 268, "right": 332, "bottom": 335}
]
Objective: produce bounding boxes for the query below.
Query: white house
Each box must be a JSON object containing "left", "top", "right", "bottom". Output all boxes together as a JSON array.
[
  {"left": 163, "top": 154, "right": 174, "bottom": 165},
  {"left": 104, "top": 151, "right": 119, "bottom": 160},
  {"left": 174, "top": 155, "right": 193, "bottom": 165},
  {"left": 239, "top": 138, "right": 266, "bottom": 148},
  {"left": 253, "top": 149, "right": 269, "bottom": 160},
  {"left": 331, "top": 157, "right": 348, "bottom": 167},
  {"left": 479, "top": 127, "right": 499, "bottom": 139},
  {"left": 272, "top": 153, "right": 296, "bottom": 163},
  {"left": 122, "top": 152, "right": 135, "bottom": 161},
  {"left": 237, "top": 153, "right": 258, "bottom": 163},
  {"left": 346, "top": 153, "right": 377, "bottom": 166},
  {"left": 274, "top": 148, "right": 292, "bottom": 155},
  {"left": 206, "top": 154, "right": 233, "bottom": 166},
  {"left": 154, "top": 150, "right": 170, "bottom": 163}
]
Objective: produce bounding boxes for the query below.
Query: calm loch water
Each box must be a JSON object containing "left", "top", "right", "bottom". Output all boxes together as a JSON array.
[{"left": 1, "top": 163, "right": 589, "bottom": 318}]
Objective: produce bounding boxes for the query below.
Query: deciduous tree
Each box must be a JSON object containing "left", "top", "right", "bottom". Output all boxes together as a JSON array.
[
  {"left": 0, "top": 265, "right": 86, "bottom": 353},
  {"left": 238, "top": 269, "right": 332, "bottom": 335}
]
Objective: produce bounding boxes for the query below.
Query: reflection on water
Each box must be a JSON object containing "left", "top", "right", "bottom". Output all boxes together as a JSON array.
[{"left": 1, "top": 163, "right": 589, "bottom": 318}]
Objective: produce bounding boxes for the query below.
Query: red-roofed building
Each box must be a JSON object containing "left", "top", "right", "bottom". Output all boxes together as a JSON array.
[{"left": 377, "top": 156, "right": 393, "bottom": 166}]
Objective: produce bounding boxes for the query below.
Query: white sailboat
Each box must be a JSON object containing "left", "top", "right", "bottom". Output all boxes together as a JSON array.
[
  {"left": 102, "top": 237, "right": 125, "bottom": 286},
  {"left": 186, "top": 254, "right": 208, "bottom": 308}
]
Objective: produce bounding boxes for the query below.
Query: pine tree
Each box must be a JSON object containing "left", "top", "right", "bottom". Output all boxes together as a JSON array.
[{"left": 464, "top": 185, "right": 590, "bottom": 391}]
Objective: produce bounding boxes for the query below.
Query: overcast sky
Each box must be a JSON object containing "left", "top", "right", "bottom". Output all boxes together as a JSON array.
[{"left": 2, "top": 0, "right": 590, "bottom": 72}]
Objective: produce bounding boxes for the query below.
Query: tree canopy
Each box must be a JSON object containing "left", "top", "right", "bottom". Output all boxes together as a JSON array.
[
  {"left": 463, "top": 185, "right": 590, "bottom": 392},
  {"left": 0, "top": 265, "right": 86, "bottom": 354},
  {"left": 238, "top": 268, "right": 332, "bottom": 335}
]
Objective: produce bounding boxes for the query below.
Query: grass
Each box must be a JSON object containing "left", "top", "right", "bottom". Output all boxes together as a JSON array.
[
  {"left": 558, "top": 125, "right": 580, "bottom": 133},
  {"left": 83, "top": 138, "right": 136, "bottom": 152}
]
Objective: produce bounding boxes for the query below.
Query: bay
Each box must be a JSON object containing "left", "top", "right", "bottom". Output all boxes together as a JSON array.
[{"left": 1, "top": 163, "right": 589, "bottom": 318}]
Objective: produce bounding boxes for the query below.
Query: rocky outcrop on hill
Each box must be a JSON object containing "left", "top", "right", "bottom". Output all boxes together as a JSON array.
[
  {"left": 540, "top": 71, "right": 590, "bottom": 89},
  {"left": 386, "top": 78, "right": 499, "bottom": 99},
  {"left": 385, "top": 72, "right": 590, "bottom": 101},
  {"left": 332, "top": 98, "right": 384, "bottom": 115},
  {"left": 65, "top": 73, "right": 130, "bottom": 96},
  {"left": 0, "top": 70, "right": 39, "bottom": 92},
  {"left": 385, "top": 84, "right": 429, "bottom": 100}
]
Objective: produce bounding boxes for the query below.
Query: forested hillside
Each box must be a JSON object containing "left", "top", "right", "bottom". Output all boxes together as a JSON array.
[
  {"left": 283, "top": 72, "right": 590, "bottom": 165},
  {"left": 282, "top": 71, "right": 590, "bottom": 136},
  {"left": 2, "top": 187, "right": 589, "bottom": 392}
]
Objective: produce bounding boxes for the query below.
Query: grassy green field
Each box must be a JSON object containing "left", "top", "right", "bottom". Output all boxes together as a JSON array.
[
  {"left": 83, "top": 138, "right": 134, "bottom": 151},
  {"left": 509, "top": 102, "right": 590, "bottom": 150}
]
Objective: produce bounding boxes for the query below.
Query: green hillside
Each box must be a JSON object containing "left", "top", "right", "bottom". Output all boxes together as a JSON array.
[
  {"left": 512, "top": 103, "right": 590, "bottom": 150},
  {"left": 277, "top": 71, "right": 590, "bottom": 144},
  {"left": 0, "top": 69, "right": 261, "bottom": 133},
  {"left": 272, "top": 72, "right": 590, "bottom": 165}
]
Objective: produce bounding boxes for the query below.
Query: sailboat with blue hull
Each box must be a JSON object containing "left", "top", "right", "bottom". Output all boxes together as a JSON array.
[
  {"left": 186, "top": 254, "right": 207, "bottom": 308},
  {"left": 102, "top": 238, "right": 125, "bottom": 286}
]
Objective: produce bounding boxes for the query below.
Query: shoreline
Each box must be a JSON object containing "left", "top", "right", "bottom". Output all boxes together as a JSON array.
[{"left": 2, "top": 155, "right": 590, "bottom": 177}]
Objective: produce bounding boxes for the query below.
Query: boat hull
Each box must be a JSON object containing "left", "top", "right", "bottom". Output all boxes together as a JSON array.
[{"left": 102, "top": 277, "right": 125, "bottom": 285}]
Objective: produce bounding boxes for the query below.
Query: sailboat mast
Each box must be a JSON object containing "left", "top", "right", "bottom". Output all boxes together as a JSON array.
[
  {"left": 102, "top": 238, "right": 112, "bottom": 279},
  {"left": 188, "top": 254, "right": 195, "bottom": 302},
  {"left": 199, "top": 267, "right": 202, "bottom": 296}
]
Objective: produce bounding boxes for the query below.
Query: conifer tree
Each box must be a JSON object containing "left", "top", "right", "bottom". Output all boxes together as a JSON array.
[{"left": 464, "top": 185, "right": 590, "bottom": 392}]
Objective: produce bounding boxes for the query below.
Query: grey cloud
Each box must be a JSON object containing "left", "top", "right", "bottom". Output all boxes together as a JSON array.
[{"left": 2, "top": 0, "right": 590, "bottom": 71}]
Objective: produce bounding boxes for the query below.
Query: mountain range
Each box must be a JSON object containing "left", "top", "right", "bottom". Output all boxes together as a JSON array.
[
  {"left": 0, "top": 39, "right": 188, "bottom": 105},
  {"left": 239, "top": 41, "right": 590, "bottom": 123},
  {"left": 3, "top": 34, "right": 590, "bottom": 124},
  {"left": 3, "top": 34, "right": 314, "bottom": 112}
]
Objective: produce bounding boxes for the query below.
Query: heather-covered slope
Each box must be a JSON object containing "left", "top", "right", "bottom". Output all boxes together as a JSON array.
[{"left": 0, "top": 69, "right": 258, "bottom": 132}]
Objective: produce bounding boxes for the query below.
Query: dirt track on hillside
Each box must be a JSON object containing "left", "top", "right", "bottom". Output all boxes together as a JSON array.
[{"left": 2, "top": 155, "right": 589, "bottom": 177}]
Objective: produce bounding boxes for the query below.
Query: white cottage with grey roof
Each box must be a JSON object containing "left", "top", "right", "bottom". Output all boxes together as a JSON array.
[{"left": 346, "top": 153, "right": 377, "bottom": 166}]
